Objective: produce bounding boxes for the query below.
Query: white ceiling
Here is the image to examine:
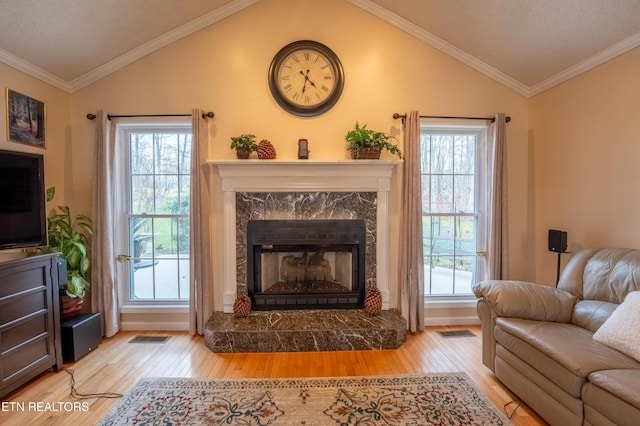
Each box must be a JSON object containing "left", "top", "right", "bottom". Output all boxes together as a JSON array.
[{"left": 1, "top": 0, "right": 639, "bottom": 97}]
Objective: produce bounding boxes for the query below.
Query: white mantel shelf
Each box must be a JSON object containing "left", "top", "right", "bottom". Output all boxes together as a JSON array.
[
  {"left": 207, "top": 158, "right": 402, "bottom": 313},
  {"left": 207, "top": 159, "right": 402, "bottom": 165},
  {"left": 207, "top": 159, "right": 402, "bottom": 192}
]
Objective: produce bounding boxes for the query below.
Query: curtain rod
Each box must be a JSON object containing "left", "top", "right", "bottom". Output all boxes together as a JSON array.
[
  {"left": 392, "top": 112, "right": 510, "bottom": 124},
  {"left": 86, "top": 112, "right": 214, "bottom": 120}
]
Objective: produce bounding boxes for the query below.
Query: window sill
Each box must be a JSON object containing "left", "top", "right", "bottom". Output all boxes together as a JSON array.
[{"left": 424, "top": 296, "right": 477, "bottom": 309}]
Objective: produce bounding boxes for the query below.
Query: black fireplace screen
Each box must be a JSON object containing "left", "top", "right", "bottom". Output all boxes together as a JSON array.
[{"left": 247, "top": 219, "right": 366, "bottom": 310}]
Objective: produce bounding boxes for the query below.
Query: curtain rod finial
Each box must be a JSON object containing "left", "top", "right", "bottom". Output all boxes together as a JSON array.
[
  {"left": 86, "top": 113, "right": 96, "bottom": 120},
  {"left": 202, "top": 111, "right": 214, "bottom": 119},
  {"left": 392, "top": 112, "right": 406, "bottom": 124}
]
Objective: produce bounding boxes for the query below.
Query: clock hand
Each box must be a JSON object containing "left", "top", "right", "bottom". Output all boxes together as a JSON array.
[
  {"left": 299, "top": 70, "right": 310, "bottom": 94},
  {"left": 299, "top": 70, "right": 307, "bottom": 88},
  {"left": 300, "top": 69, "right": 317, "bottom": 89}
]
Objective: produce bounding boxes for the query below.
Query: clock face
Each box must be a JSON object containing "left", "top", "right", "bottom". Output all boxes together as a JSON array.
[{"left": 269, "top": 40, "right": 344, "bottom": 117}]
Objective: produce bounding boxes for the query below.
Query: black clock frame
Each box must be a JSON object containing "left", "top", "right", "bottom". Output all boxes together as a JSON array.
[{"left": 268, "top": 40, "right": 344, "bottom": 117}]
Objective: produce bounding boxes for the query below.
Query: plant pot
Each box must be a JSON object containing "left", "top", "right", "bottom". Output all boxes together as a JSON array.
[
  {"left": 355, "top": 146, "right": 381, "bottom": 159},
  {"left": 60, "top": 295, "right": 84, "bottom": 320},
  {"left": 236, "top": 147, "right": 250, "bottom": 159}
]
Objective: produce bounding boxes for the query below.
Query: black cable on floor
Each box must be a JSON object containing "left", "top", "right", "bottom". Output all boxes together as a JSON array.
[
  {"left": 504, "top": 398, "right": 522, "bottom": 419},
  {"left": 63, "top": 368, "right": 123, "bottom": 399}
]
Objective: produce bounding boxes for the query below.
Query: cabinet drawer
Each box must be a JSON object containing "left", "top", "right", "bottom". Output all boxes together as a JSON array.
[
  {"left": 0, "top": 289, "right": 47, "bottom": 325},
  {"left": 1, "top": 337, "right": 50, "bottom": 382},
  {"left": 1, "top": 314, "right": 48, "bottom": 352},
  {"left": 0, "top": 266, "right": 47, "bottom": 298}
]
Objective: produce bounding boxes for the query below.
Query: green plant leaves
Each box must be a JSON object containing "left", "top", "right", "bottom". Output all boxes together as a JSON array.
[
  {"left": 44, "top": 187, "right": 93, "bottom": 298},
  {"left": 344, "top": 121, "right": 402, "bottom": 158},
  {"left": 230, "top": 134, "right": 258, "bottom": 151}
]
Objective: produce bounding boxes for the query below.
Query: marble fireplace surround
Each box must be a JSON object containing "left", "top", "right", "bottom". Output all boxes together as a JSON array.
[{"left": 208, "top": 159, "right": 401, "bottom": 314}]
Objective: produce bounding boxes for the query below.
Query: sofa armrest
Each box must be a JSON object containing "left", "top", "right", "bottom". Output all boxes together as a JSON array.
[
  {"left": 476, "top": 299, "right": 497, "bottom": 371},
  {"left": 473, "top": 280, "right": 577, "bottom": 322},
  {"left": 473, "top": 280, "right": 578, "bottom": 373}
]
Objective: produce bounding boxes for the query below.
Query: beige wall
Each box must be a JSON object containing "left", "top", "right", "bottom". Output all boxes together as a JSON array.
[
  {"left": 71, "top": 0, "right": 531, "bottom": 309},
  {"left": 4, "top": 0, "right": 531, "bottom": 323},
  {"left": 0, "top": 63, "right": 71, "bottom": 203},
  {"left": 529, "top": 46, "right": 640, "bottom": 285},
  {"left": 0, "top": 62, "right": 72, "bottom": 262}
]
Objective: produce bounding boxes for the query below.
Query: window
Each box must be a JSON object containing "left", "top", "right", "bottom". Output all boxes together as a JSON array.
[
  {"left": 421, "top": 125, "right": 486, "bottom": 296},
  {"left": 121, "top": 124, "right": 191, "bottom": 303}
]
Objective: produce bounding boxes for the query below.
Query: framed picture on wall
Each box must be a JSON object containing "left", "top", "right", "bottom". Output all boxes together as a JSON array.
[{"left": 6, "top": 88, "right": 46, "bottom": 148}]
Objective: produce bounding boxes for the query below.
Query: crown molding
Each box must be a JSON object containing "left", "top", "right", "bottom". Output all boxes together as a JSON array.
[
  {"left": 347, "top": 0, "right": 530, "bottom": 97},
  {"left": 4, "top": 0, "right": 638, "bottom": 97},
  {"left": 3, "top": 0, "right": 262, "bottom": 94},
  {"left": 528, "top": 30, "right": 640, "bottom": 97},
  {"left": 67, "top": 0, "right": 262, "bottom": 93},
  {"left": 348, "top": 0, "right": 640, "bottom": 99},
  {"left": 0, "top": 47, "right": 71, "bottom": 92}
]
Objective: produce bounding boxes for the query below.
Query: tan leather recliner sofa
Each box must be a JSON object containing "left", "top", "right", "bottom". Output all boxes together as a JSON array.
[{"left": 473, "top": 248, "right": 640, "bottom": 426}]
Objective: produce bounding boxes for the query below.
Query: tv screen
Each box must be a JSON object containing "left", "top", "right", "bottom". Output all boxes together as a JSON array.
[{"left": 0, "top": 150, "right": 47, "bottom": 249}]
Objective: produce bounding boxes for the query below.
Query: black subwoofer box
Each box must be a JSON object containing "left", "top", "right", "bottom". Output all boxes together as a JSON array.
[{"left": 61, "top": 313, "right": 102, "bottom": 362}]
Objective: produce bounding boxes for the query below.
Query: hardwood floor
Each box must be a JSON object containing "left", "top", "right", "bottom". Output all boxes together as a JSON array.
[{"left": 0, "top": 325, "right": 545, "bottom": 425}]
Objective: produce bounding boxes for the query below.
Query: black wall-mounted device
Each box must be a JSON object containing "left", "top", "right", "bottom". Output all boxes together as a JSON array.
[{"left": 548, "top": 229, "right": 568, "bottom": 253}]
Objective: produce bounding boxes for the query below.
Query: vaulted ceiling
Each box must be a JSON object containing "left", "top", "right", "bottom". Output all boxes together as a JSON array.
[{"left": 1, "top": 0, "right": 639, "bottom": 97}]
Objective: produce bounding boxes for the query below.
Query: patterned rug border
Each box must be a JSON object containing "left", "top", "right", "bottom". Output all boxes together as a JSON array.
[{"left": 99, "top": 372, "right": 511, "bottom": 425}]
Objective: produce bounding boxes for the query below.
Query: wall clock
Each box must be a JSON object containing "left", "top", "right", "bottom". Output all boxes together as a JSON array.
[{"left": 268, "top": 40, "right": 344, "bottom": 117}]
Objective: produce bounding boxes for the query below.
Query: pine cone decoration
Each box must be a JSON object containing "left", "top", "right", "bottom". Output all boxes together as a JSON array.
[
  {"left": 257, "top": 139, "right": 277, "bottom": 159},
  {"left": 364, "top": 284, "right": 382, "bottom": 316},
  {"left": 233, "top": 293, "right": 252, "bottom": 318}
]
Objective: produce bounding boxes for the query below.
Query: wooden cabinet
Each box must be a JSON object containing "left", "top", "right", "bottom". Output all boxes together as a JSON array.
[{"left": 0, "top": 254, "right": 62, "bottom": 398}]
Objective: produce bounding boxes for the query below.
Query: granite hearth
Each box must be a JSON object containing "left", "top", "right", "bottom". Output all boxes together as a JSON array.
[{"left": 204, "top": 309, "right": 407, "bottom": 352}]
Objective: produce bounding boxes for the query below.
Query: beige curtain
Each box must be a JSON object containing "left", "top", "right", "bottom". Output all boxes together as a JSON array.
[
  {"left": 189, "top": 109, "right": 213, "bottom": 335},
  {"left": 486, "top": 113, "right": 509, "bottom": 279},
  {"left": 399, "top": 111, "right": 425, "bottom": 333},
  {"left": 91, "top": 110, "right": 120, "bottom": 337}
]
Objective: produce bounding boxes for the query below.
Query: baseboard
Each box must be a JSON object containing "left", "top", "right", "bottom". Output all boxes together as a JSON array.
[
  {"left": 121, "top": 316, "right": 478, "bottom": 330},
  {"left": 424, "top": 316, "right": 480, "bottom": 326}
]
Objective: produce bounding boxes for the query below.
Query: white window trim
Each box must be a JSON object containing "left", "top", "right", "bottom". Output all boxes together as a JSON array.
[
  {"left": 120, "top": 305, "right": 188, "bottom": 314},
  {"left": 115, "top": 118, "right": 192, "bottom": 310},
  {"left": 424, "top": 295, "right": 477, "bottom": 308},
  {"left": 421, "top": 119, "right": 489, "bottom": 299}
]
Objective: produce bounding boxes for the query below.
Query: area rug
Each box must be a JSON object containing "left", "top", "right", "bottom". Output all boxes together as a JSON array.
[{"left": 97, "top": 373, "right": 510, "bottom": 425}]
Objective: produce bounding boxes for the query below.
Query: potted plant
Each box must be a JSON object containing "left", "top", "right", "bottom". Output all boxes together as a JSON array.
[
  {"left": 230, "top": 134, "right": 258, "bottom": 159},
  {"left": 345, "top": 122, "right": 402, "bottom": 159},
  {"left": 41, "top": 187, "right": 93, "bottom": 319}
]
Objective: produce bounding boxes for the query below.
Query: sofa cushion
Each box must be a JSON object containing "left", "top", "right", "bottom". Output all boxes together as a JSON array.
[
  {"left": 571, "top": 299, "right": 618, "bottom": 332},
  {"left": 593, "top": 291, "right": 640, "bottom": 362},
  {"left": 585, "top": 370, "right": 640, "bottom": 411},
  {"left": 495, "top": 318, "right": 640, "bottom": 396},
  {"left": 559, "top": 248, "right": 640, "bottom": 302},
  {"left": 583, "top": 370, "right": 640, "bottom": 426}
]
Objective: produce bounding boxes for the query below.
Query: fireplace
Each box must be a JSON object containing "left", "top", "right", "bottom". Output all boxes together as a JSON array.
[
  {"left": 205, "top": 160, "right": 405, "bottom": 352},
  {"left": 247, "top": 219, "right": 366, "bottom": 310},
  {"left": 207, "top": 159, "right": 400, "bottom": 313}
]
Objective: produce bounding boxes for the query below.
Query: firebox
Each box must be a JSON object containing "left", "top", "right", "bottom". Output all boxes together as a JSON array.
[{"left": 247, "top": 219, "right": 366, "bottom": 310}]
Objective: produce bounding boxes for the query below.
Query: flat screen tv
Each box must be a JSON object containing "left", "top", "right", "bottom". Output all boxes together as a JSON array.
[{"left": 0, "top": 149, "right": 47, "bottom": 249}]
